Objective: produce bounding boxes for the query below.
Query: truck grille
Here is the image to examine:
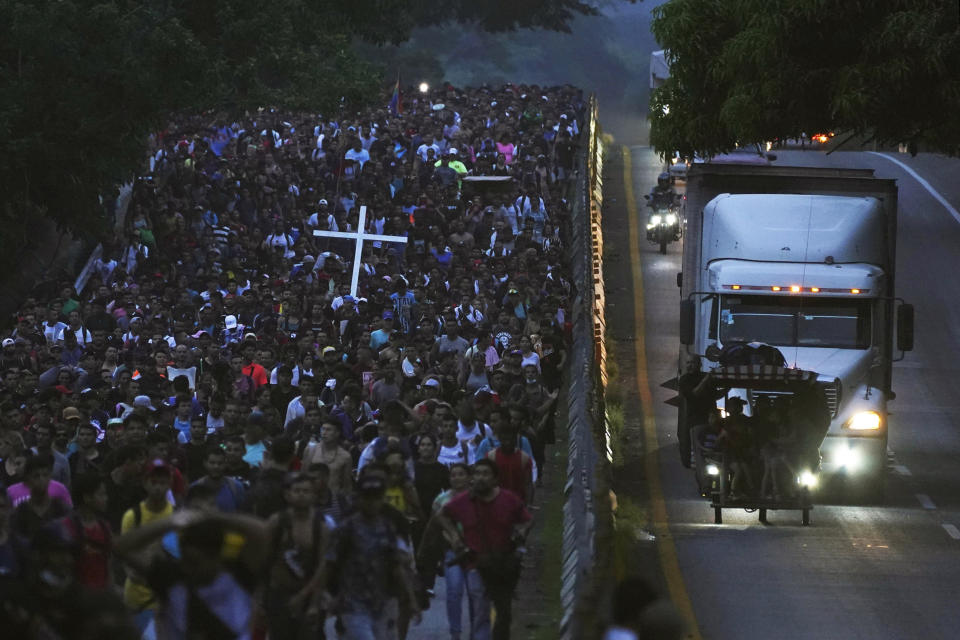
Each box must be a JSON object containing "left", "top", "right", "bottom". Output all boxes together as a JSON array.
[{"left": 820, "top": 379, "right": 841, "bottom": 418}]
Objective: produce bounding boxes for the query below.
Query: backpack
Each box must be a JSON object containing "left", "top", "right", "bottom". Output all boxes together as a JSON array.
[{"left": 718, "top": 342, "right": 786, "bottom": 368}]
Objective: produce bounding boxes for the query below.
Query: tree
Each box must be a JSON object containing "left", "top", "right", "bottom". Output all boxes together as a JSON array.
[
  {"left": 0, "top": 0, "right": 597, "bottom": 273},
  {"left": 649, "top": 0, "right": 960, "bottom": 158}
]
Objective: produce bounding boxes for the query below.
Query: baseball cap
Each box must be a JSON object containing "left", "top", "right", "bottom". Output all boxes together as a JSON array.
[
  {"left": 224, "top": 315, "right": 238, "bottom": 330},
  {"left": 243, "top": 333, "right": 258, "bottom": 342},
  {"left": 145, "top": 458, "right": 171, "bottom": 475},
  {"left": 318, "top": 199, "right": 328, "bottom": 206},
  {"left": 303, "top": 255, "right": 316, "bottom": 263},
  {"left": 382, "top": 310, "right": 394, "bottom": 320},
  {"left": 322, "top": 346, "right": 337, "bottom": 355},
  {"left": 1, "top": 338, "right": 14, "bottom": 348},
  {"left": 133, "top": 395, "right": 156, "bottom": 411},
  {"left": 423, "top": 378, "right": 440, "bottom": 388},
  {"left": 62, "top": 407, "right": 82, "bottom": 421}
]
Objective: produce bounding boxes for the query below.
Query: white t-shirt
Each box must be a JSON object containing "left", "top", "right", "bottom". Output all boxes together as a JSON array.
[
  {"left": 438, "top": 442, "right": 473, "bottom": 466},
  {"left": 456, "top": 421, "right": 492, "bottom": 461}
]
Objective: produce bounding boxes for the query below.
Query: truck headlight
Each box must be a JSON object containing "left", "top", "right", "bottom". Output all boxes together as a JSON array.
[
  {"left": 834, "top": 446, "right": 863, "bottom": 472},
  {"left": 649, "top": 215, "right": 662, "bottom": 226},
  {"left": 845, "top": 411, "right": 882, "bottom": 431},
  {"left": 706, "top": 464, "right": 720, "bottom": 476},
  {"left": 665, "top": 213, "right": 677, "bottom": 225}
]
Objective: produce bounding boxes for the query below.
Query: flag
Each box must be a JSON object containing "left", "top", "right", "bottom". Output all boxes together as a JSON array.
[{"left": 388, "top": 74, "right": 402, "bottom": 116}]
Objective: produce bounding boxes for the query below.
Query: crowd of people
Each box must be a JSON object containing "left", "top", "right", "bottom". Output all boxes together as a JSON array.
[{"left": 0, "top": 82, "right": 585, "bottom": 640}]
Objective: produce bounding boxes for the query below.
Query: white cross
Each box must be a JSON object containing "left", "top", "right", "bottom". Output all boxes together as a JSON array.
[{"left": 312, "top": 205, "right": 408, "bottom": 297}]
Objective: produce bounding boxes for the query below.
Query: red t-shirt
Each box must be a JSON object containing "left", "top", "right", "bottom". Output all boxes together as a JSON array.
[
  {"left": 62, "top": 516, "right": 113, "bottom": 589},
  {"left": 488, "top": 449, "right": 532, "bottom": 504},
  {"left": 242, "top": 363, "right": 269, "bottom": 389},
  {"left": 443, "top": 488, "right": 531, "bottom": 554}
]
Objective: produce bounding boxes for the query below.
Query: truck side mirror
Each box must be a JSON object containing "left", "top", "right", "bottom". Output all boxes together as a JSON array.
[
  {"left": 680, "top": 299, "right": 695, "bottom": 345},
  {"left": 897, "top": 303, "right": 914, "bottom": 352}
]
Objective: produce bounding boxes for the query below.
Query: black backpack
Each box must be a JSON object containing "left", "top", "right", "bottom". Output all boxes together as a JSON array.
[{"left": 718, "top": 342, "right": 786, "bottom": 368}]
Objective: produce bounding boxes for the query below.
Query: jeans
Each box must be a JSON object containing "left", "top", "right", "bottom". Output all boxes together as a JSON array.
[
  {"left": 444, "top": 550, "right": 467, "bottom": 635},
  {"left": 465, "top": 568, "right": 492, "bottom": 640},
  {"left": 341, "top": 599, "right": 399, "bottom": 640},
  {"left": 470, "top": 565, "right": 518, "bottom": 640}
]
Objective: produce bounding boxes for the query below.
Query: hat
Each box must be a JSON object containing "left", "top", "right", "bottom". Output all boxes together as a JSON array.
[
  {"left": 133, "top": 395, "right": 156, "bottom": 411},
  {"left": 423, "top": 378, "right": 440, "bottom": 388},
  {"left": 145, "top": 458, "right": 171, "bottom": 475},
  {"left": 447, "top": 148, "right": 458, "bottom": 156},
  {"left": 318, "top": 199, "right": 328, "bottom": 206},
  {"left": 382, "top": 310, "right": 394, "bottom": 320},
  {"left": 342, "top": 295, "right": 355, "bottom": 304},
  {"left": 62, "top": 407, "right": 82, "bottom": 421},
  {"left": 202, "top": 302, "right": 214, "bottom": 310},
  {"left": 322, "top": 346, "right": 337, "bottom": 355},
  {"left": 508, "top": 288, "right": 520, "bottom": 295},
  {"left": 1, "top": 338, "right": 13, "bottom": 348},
  {"left": 303, "top": 255, "right": 316, "bottom": 263},
  {"left": 243, "top": 333, "right": 258, "bottom": 342},
  {"left": 224, "top": 315, "right": 238, "bottom": 330}
]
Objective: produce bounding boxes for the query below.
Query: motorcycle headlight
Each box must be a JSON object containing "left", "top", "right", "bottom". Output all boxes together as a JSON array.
[
  {"left": 649, "top": 215, "right": 662, "bottom": 226},
  {"left": 845, "top": 411, "right": 882, "bottom": 431},
  {"left": 665, "top": 213, "right": 677, "bottom": 225},
  {"left": 706, "top": 464, "right": 720, "bottom": 476},
  {"left": 798, "top": 470, "right": 818, "bottom": 488}
]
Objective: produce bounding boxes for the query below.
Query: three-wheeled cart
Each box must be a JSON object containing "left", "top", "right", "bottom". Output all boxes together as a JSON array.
[{"left": 692, "top": 364, "right": 831, "bottom": 526}]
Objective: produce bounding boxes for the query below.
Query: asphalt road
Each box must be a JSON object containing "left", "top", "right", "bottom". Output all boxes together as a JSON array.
[{"left": 627, "top": 145, "right": 960, "bottom": 640}]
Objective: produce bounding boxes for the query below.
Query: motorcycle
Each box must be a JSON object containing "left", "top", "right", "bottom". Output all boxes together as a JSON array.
[{"left": 644, "top": 195, "right": 682, "bottom": 254}]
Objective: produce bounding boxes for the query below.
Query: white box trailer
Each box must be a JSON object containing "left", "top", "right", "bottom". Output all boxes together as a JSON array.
[{"left": 677, "top": 164, "right": 914, "bottom": 501}]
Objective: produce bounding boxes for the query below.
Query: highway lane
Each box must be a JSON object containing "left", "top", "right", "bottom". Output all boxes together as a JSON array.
[{"left": 627, "top": 146, "right": 960, "bottom": 639}]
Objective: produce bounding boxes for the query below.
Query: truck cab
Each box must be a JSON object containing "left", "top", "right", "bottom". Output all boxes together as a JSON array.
[{"left": 678, "top": 167, "right": 913, "bottom": 501}]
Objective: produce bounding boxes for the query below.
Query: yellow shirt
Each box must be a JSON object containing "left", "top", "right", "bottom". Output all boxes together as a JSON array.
[{"left": 121, "top": 500, "right": 174, "bottom": 610}]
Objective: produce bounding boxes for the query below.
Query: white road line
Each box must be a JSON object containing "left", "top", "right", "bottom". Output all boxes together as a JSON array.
[
  {"left": 867, "top": 151, "right": 960, "bottom": 226},
  {"left": 943, "top": 524, "right": 960, "bottom": 540},
  {"left": 915, "top": 493, "right": 937, "bottom": 510},
  {"left": 892, "top": 464, "right": 912, "bottom": 477}
]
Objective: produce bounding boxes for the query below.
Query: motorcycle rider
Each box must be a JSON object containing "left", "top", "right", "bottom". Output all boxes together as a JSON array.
[{"left": 647, "top": 172, "right": 676, "bottom": 211}]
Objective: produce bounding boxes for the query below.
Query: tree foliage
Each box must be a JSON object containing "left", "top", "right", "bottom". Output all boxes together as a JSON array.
[
  {"left": 0, "top": 0, "right": 596, "bottom": 271},
  {"left": 649, "top": 0, "right": 960, "bottom": 158}
]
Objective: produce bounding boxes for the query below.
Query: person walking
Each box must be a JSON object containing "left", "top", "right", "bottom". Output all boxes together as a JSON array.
[{"left": 438, "top": 459, "right": 533, "bottom": 640}]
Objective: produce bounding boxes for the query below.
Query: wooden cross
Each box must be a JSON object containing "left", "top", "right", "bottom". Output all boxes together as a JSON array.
[{"left": 312, "top": 205, "right": 408, "bottom": 297}]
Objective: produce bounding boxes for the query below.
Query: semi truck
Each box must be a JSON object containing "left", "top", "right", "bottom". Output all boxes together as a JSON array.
[{"left": 676, "top": 163, "right": 914, "bottom": 501}]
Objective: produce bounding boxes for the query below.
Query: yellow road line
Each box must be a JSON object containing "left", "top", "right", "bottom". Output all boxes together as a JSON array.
[{"left": 622, "top": 145, "right": 702, "bottom": 640}]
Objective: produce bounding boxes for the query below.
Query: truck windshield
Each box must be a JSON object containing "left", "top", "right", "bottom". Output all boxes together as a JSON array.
[{"left": 719, "top": 295, "right": 871, "bottom": 349}]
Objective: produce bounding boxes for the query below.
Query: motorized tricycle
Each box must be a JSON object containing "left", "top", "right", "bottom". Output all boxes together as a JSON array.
[{"left": 689, "top": 364, "right": 831, "bottom": 526}]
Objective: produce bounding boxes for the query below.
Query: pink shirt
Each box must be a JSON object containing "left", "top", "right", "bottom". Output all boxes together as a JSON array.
[
  {"left": 496, "top": 142, "right": 515, "bottom": 164},
  {"left": 7, "top": 480, "right": 74, "bottom": 508}
]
